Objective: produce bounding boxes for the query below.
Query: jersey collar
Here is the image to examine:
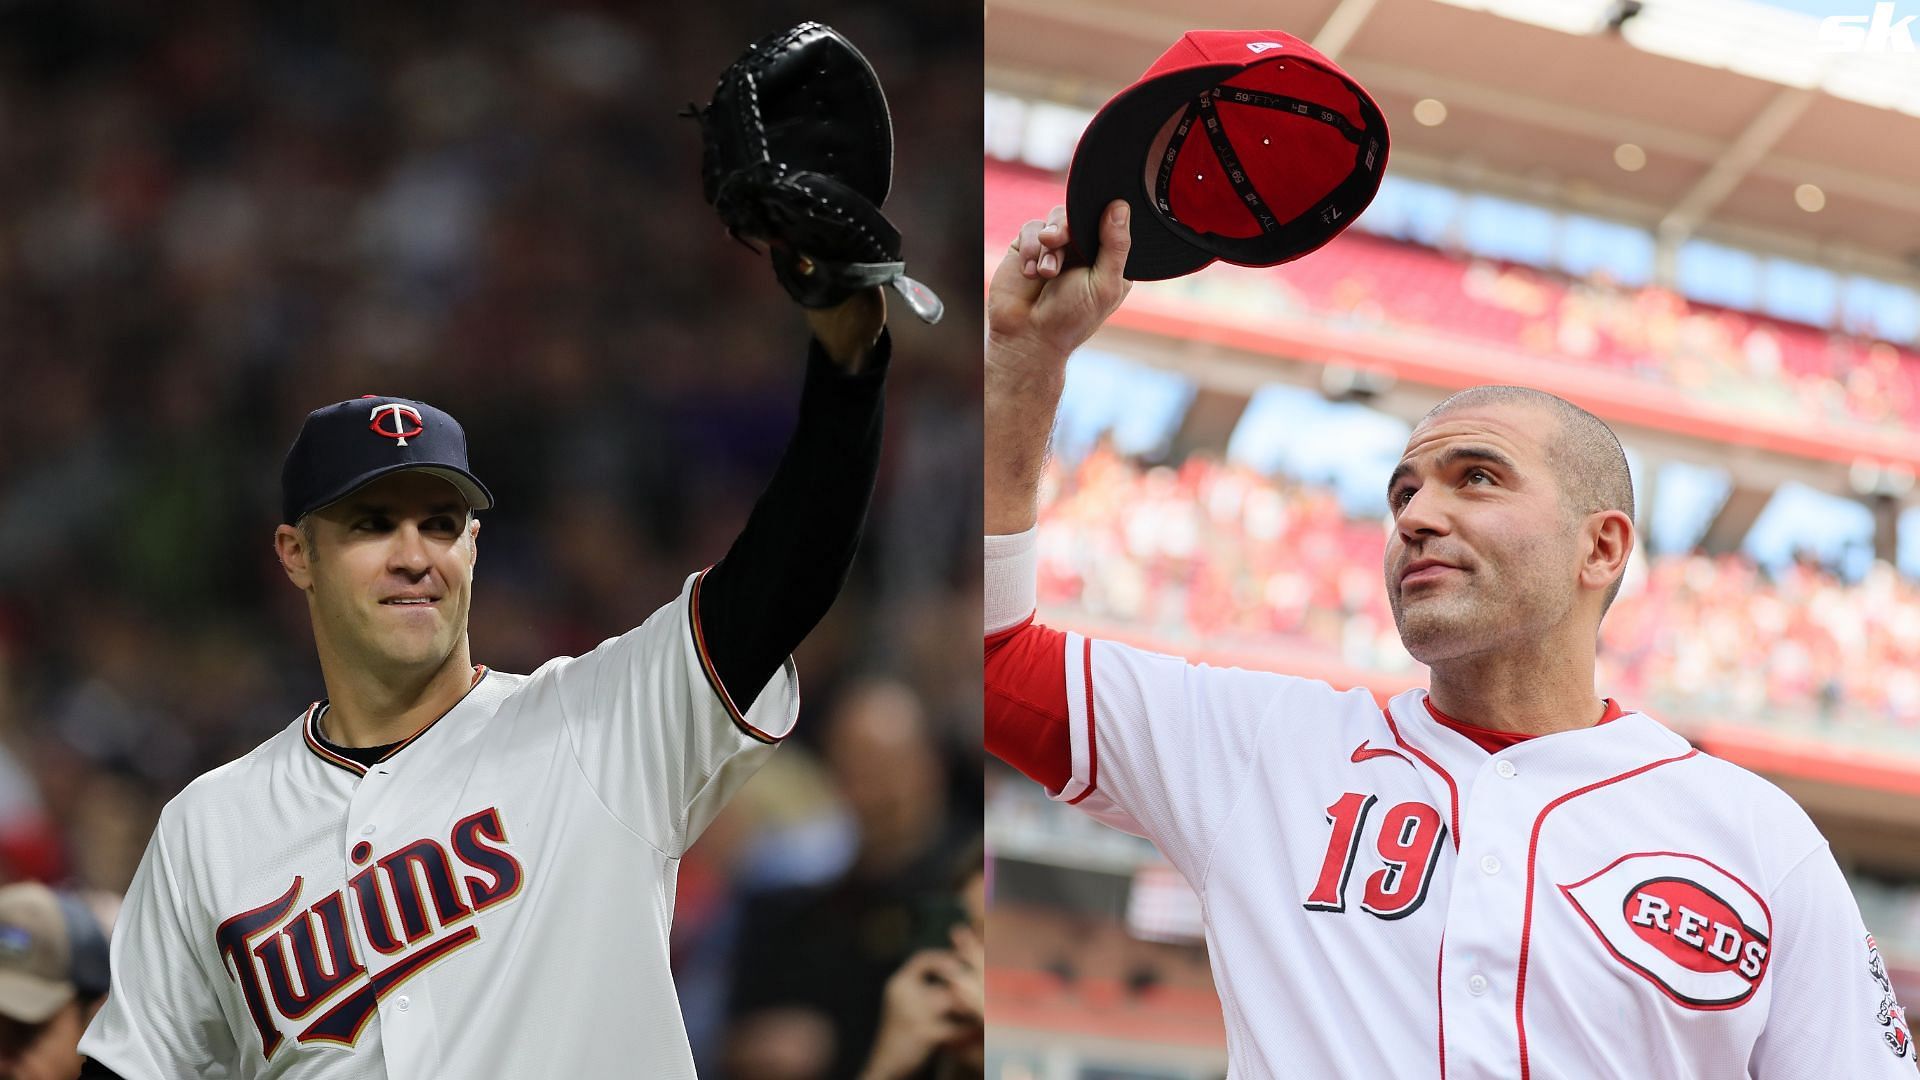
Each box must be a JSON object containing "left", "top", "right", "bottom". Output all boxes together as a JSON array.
[
  {"left": 302, "top": 665, "right": 491, "bottom": 777},
  {"left": 1423, "top": 695, "right": 1629, "bottom": 753},
  {"left": 1389, "top": 687, "right": 1685, "bottom": 772}
]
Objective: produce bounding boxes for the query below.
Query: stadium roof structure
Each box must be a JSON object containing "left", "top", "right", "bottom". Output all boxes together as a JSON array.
[{"left": 984, "top": 0, "right": 1920, "bottom": 280}]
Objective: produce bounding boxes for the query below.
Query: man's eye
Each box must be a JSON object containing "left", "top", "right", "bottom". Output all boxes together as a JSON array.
[
  {"left": 1466, "top": 469, "right": 1494, "bottom": 486},
  {"left": 1392, "top": 487, "right": 1415, "bottom": 508}
]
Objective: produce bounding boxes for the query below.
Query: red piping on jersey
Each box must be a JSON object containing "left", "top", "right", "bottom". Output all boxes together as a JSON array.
[
  {"left": 1381, "top": 705, "right": 1462, "bottom": 850},
  {"left": 302, "top": 666, "right": 491, "bottom": 777},
  {"left": 688, "top": 567, "right": 787, "bottom": 745},
  {"left": 1515, "top": 749, "right": 1699, "bottom": 1079},
  {"left": 1067, "top": 635, "right": 1099, "bottom": 805}
]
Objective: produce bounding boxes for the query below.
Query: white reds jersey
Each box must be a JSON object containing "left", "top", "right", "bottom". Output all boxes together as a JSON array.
[
  {"left": 80, "top": 571, "right": 797, "bottom": 1079},
  {"left": 984, "top": 528, "right": 1917, "bottom": 1080}
]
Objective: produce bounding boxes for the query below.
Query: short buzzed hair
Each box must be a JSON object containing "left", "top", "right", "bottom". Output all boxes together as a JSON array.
[{"left": 1424, "top": 386, "right": 1635, "bottom": 610}]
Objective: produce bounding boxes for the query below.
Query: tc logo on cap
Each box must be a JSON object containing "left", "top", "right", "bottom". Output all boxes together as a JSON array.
[
  {"left": 369, "top": 403, "right": 425, "bottom": 447},
  {"left": 1246, "top": 42, "right": 1285, "bottom": 53}
]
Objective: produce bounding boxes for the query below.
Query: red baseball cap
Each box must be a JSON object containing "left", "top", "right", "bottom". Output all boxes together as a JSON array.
[{"left": 1066, "top": 30, "right": 1388, "bottom": 281}]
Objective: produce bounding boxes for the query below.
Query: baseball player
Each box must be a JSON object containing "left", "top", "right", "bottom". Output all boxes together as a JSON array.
[
  {"left": 74, "top": 280, "right": 893, "bottom": 1079},
  {"left": 984, "top": 201, "right": 1917, "bottom": 1078}
]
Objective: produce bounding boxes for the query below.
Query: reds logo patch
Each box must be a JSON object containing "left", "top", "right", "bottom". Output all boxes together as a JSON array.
[
  {"left": 1560, "top": 852, "right": 1771, "bottom": 1010},
  {"left": 368, "top": 403, "right": 425, "bottom": 446},
  {"left": 1866, "top": 934, "right": 1913, "bottom": 1058}
]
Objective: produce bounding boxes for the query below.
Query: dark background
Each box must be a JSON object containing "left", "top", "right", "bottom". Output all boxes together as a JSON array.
[{"left": 0, "top": 1, "right": 981, "bottom": 1075}]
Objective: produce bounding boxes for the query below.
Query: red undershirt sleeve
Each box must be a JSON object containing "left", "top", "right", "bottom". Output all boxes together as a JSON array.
[
  {"left": 983, "top": 529, "right": 1075, "bottom": 792},
  {"left": 985, "top": 614, "right": 1072, "bottom": 791}
]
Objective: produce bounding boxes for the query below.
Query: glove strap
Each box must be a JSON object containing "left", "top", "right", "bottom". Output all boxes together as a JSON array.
[
  {"left": 888, "top": 275, "right": 943, "bottom": 324},
  {"left": 773, "top": 258, "right": 942, "bottom": 325}
]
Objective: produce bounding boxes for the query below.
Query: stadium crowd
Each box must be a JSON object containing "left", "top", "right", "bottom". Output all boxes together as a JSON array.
[
  {"left": 986, "top": 160, "right": 1920, "bottom": 436},
  {"left": 1272, "top": 237, "right": 1920, "bottom": 431},
  {"left": 0, "top": 2, "right": 980, "bottom": 1076},
  {"left": 1035, "top": 445, "right": 1920, "bottom": 741}
]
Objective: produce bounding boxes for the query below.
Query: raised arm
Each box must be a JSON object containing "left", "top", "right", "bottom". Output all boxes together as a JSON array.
[
  {"left": 806, "top": 286, "right": 887, "bottom": 373},
  {"left": 695, "top": 288, "right": 890, "bottom": 712},
  {"left": 985, "top": 201, "right": 1133, "bottom": 534}
]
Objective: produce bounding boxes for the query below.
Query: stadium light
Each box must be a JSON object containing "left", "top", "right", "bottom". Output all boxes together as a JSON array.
[
  {"left": 1795, "top": 183, "right": 1827, "bottom": 212},
  {"left": 1614, "top": 143, "right": 1647, "bottom": 171},
  {"left": 1413, "top": 98, "right": 1448, "bottom": 126}
]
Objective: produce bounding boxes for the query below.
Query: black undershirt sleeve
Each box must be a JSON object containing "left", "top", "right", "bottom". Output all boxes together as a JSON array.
[{"left": 694, "top": 331, "right": 889, "bottom": 712}]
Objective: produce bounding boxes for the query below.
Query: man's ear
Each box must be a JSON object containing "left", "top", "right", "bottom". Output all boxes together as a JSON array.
[
  {"left": 275, "top": 524, "right": 314, "bottom": 590},
  {"left": 1582, "top": 509, "right": 1634, "bottom": 594},
  {"left": 468, "top": 517, "right": 481, "bottom": 573}
]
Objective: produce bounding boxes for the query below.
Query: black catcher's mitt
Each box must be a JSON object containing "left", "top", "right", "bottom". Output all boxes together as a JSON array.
[{"left": 687, "top": 22, "right": 943, "bottom": 324}]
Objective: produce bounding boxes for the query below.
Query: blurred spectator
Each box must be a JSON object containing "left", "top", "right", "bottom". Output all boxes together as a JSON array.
[
  {"left": 0, "top": 883, "right": 115, "bottom": 1080},
  {"left": 858, "top": 841, "right": 984, "bottom": 1080},
  {"left": 1167, "top": 225, "right": 1920, "bottom": 432},
  {"left": 725, "top": 679, "right": 967, "bottom": 1080}
]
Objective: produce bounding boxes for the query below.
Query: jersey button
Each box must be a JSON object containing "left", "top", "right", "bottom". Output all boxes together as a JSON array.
[
  {"left": 1495, "top": 759, "right": 1517, "bottom": 778},
  {"left": 1467, "top": 974, "right": 1488, "bottom": 996},
  {"left": 397, "top": 995, "right": 411, "bottom": 1011},
  {"left": 360, "top": 824, "right": 376, "bottom": 836},
  {"left": 1480, "top": 854, "right": 1501, "bottom": 875}
]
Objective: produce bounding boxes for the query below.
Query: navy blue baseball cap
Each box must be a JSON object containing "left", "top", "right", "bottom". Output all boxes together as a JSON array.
[{"left": 281, "top": 395, "right": 494, "bottom": 525}]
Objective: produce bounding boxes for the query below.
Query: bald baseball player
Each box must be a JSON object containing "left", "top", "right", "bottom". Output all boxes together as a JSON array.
[
  {"left": 984, "top": 202, "right": 1916, "bottom": 1078},
  {"left": 76, "top": 289, "right": 893, "bottom": 1079}
]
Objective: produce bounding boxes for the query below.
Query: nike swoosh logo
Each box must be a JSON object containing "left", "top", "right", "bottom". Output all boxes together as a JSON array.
[{"left": 1351, "top": 740, "right": 1413, "bottom": 766}]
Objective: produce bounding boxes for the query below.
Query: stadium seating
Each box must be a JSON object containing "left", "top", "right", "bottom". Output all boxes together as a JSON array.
[
  {"left": 987, "top": 159, "right": 1920, "bottom": 432},
  {"left": 1036, "top": 447, "right": 1920, "bottom": 743}
]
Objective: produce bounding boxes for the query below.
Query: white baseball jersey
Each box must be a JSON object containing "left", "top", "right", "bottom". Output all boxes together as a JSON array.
[
  {"left": 984, "top": 528, "right": 1916, "bottom": 1080},
  {"left": 80, "top": 571, "right": 797, "bottom": 1079}
]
